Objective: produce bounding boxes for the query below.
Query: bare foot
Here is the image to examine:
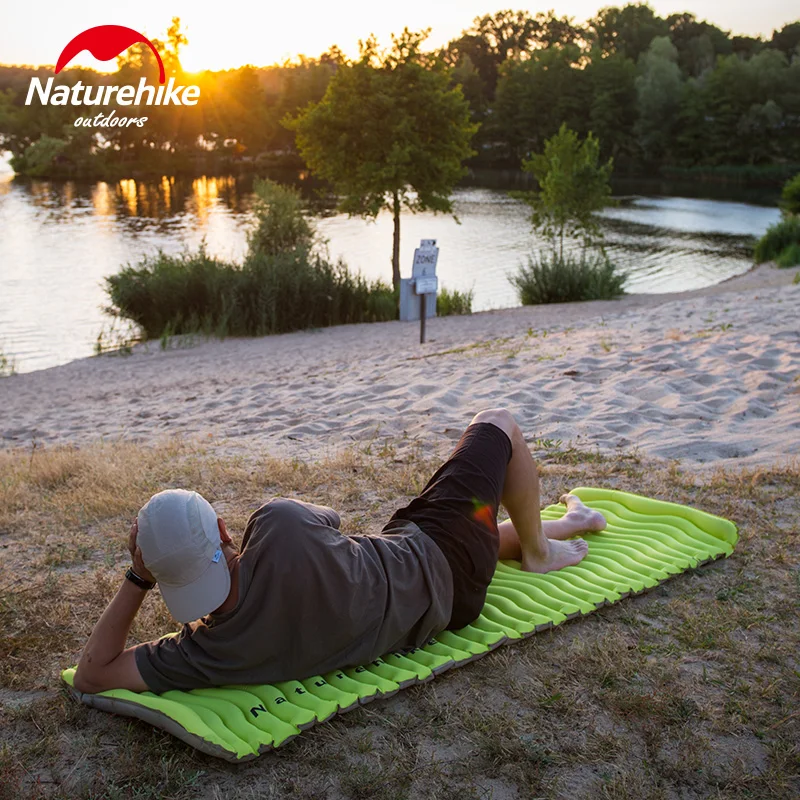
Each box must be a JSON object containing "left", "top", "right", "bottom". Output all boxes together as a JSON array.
[
  {"left": 559, "top": 494, "right": 607, "bottom": 533},
  {"left": 521, "top": 538, "right": 589, "bottom": 574}
]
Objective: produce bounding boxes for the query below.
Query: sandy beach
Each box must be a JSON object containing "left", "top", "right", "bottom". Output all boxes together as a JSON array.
[{"left": 2, "top": 264, "right": 798, "bottom": 468}]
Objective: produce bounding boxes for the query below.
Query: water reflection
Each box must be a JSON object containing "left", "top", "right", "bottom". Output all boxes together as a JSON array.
[{"left": 0, "top": 169, "right": 782, "bottom": 373}]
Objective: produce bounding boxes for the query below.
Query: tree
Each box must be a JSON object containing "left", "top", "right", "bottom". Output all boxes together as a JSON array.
[
  {"left": 588, "top": 3, "right": 669, "bottom": 62},
  {"left": 289, "top": 30, "right": 477, "bottom": 289},
  {"left": 770, "top": 22, "right": 800, "bottom": 60},
  {"left": 492, "top": 45, "right": 588, "bottom": 164},
  {"left": 585, "top": 51, "right": 638, "bottom": 165},
  {"left": 673, "top": 77, "right": 708, "bottom": 165},
  {"left": 702, "top": 49, "right": 789, "bottom": 164},
  {"left": 268, "top": 57, "right": 336, "bottom": 151},
  {"left": 667, "top": 13, "right": 733, "bottom": 77},
  {"left": 731, "top": 35, "right": 764, "bottom": 59},
  {"left": 447, "top": 10, "right": 541, "bottom": 101},
  {"left": 519, "top": 124, "right": 614, "bottom": 260},
  {"left": 445, "top": 9, "right": 585, "bottom": 105},
  {"left": 634, "top": 36, "right": 683, "bottom": 164},
  {"left": 510, "top": 125, "right": 623, "bottom": 305}
]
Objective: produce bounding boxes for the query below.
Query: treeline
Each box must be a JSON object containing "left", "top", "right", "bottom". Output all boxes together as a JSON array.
[{"left": 1, "top": 6, "right": 799, "bottom": 180}]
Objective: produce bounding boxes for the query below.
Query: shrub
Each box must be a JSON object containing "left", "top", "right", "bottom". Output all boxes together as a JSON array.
[
  {"left": 780, "top": 173, "right": 800, "bottom": 216},
  {"left": 236, "top": 249, "right": 396, "bottom": 334},
  {"left": 105, "top": 179, "right": 399, "bottom": 340},
  {"left": 247, "top": 178, "right": 314, "bottom": 257},
  {"left": 754, "top": 216, "right": 800, "bottom": 265},
  {"left": 775, "top": 242, "right": 800, "bottom": 268},
  {"left": 105, "top": 249, "right": 397, "bottom": 340},
  {"left": 437, "top": 287, "right": 473, "bottom": 316},
  {"left": 10, "top": 136, "right": 68, "bottom": 177},
  {"left": 510, "top": 252, "right": 626, "bottom": 305}
]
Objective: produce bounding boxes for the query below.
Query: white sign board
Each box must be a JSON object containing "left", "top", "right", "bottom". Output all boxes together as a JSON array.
[
  {"left": 412, "top": 239, "right": 439, "bottom": 279},
  {"left": 415, "top": 276, "right": 438, "bottom": 295}
]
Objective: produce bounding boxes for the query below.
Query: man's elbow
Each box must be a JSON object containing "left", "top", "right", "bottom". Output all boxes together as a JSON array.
[
  {"left": 72, "top": 649, "right": 149, "bottom": 694},
  {"left": 73, "top": 664, "right": 103, "bottom": 694}
]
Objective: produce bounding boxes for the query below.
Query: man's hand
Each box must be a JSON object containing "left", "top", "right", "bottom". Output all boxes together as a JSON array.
[{"left": 128, "top": 519, "right": 156, "bottom": 584}]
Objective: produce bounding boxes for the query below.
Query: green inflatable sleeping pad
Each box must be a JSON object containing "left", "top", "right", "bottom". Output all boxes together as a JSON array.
[{"left": 61, "top": 486, "right": 738, "bottom": 762}]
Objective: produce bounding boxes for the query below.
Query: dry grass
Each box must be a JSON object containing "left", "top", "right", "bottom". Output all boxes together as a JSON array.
[{"left": 0, "top": 439, "right": 798, "bottom": 799}]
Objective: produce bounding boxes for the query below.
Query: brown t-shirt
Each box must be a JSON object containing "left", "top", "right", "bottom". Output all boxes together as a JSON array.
[{"left": 135, "top": 497, "right": 454, "bottom": 693}]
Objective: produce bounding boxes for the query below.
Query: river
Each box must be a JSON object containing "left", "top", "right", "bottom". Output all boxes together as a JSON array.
[{"left": 0, "top": 163, "right": 781, "bottom": 373}]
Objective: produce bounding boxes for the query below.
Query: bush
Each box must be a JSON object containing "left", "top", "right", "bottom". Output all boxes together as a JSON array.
[
  {"left": 780, "top": 173, "right": 800, "bottom": 216},
  {"left": 105, "top": 248, "right": 397, "bottom": 340},
  {"left": 247, "top": 178, "right": 314, "bottom": 257},
  {"left": 105, "top": 179, "right": 400, "bottom": 340},
  {"left": 510, "top": 252, "right": 626, "bottom": 305},
  {"left": 437, "top": 287, "right": 473, "bottom": 316},
  {"left": 10, "top": 136, "right": 68, "bottom": 177},
  {"left": 754, "top": 216, "right": 800, "bottom": 265},
  {"left": 775, "top": 242, "right": 800, "bottom": 268}
]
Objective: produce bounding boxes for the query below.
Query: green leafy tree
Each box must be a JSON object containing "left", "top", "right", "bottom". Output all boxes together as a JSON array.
[
  {"left": 731, "top": 35, "right": 764, "bottom": 59},
  {"left": 445, "top": 9, "right": 584, "bottom": 106},
  {"left": 588, "top": 3, "right": 669, "bottom": 62},
  {"left": 585, "top": 50, "right": 638, "bottom": 165},
  {"left": 519, "top": 123, "right": 614, "bottom": 260},
  {"left": 634, "top": 36, "right": 682, "bottom": 164},
  {"left": 289, "top": 29, "right": 478, "bottom": 288},
  {"left": 666, "top": 13, "right": 733, "bottom": 77},
  {"left": 446, "top": 10, "right": 542, "bottom": 102},
  {"left": 10, "top": 135, "right": 68, "bottom": 176},
  {"left": 702, "top": 49, "right": 790, "bottom": 164},
  {"left": 673, "top": 78, "right": 708, "bottom": 165},
  {"left": 770, "top": 22, "right": 800, "bottom": 60},
  {"left": 512, "top": 125, "right": 622, "bottom": 305},
  {"left": 493, "top": 46, "right": 588, "bottom": 164},
  {"left": 268, "top": 57, "right": 337, "bottom": 151}
]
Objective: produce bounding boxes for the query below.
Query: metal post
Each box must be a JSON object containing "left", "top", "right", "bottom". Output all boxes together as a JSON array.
[{"left": 420, "top": 293, "right": 426, "bottom": 344}]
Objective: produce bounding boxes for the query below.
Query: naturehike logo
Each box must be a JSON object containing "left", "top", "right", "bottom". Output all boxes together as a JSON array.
[
  {"left": 56, "top": 26, "right": 166, "bottom": 84},
  {"left": 25, "top": 24, "right": 201, "bottom": 129}
]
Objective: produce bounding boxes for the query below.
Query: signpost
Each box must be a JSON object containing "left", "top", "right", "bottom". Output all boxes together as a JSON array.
[{"left": 412, "top": 239, "right": 439, "bottom": 344}]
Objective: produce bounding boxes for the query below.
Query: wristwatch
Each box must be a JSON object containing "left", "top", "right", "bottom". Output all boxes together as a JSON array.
[{"left": 125, "top": 567, "right": 156, "bottom": 591}]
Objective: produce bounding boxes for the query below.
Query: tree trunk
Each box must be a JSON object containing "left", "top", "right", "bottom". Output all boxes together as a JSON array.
[{"left": 392, "top": 191, "right": 401, "bottom": 290}]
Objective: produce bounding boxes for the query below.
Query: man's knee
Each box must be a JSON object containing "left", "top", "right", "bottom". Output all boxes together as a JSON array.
[{"left": 470, "top": 407, "right": 519, "bottom": 442}]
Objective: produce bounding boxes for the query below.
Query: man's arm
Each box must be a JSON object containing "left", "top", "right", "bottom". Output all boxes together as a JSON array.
[
  {"left": 73, "top": 520, "right": 152, "bottom": 694},
  {"left": 73, "top": 579, "right": 150, "bottom": 693}
]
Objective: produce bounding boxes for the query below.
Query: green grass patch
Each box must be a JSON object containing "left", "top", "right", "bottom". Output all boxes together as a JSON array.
[
  {"left": 754, "top": 216, "right": 800, "bottom": 266},
  {"left": 436, "top": 286, "right": 473, "bottom": 316},
  {"left": 780, "top": 172, "right": 800, "bottom": 216},
  {"left": 775, "top": 242, "right": 800, "bottom": 268},
  {"left": 1, "top": 443, "right": 798, "bottom": 798}
]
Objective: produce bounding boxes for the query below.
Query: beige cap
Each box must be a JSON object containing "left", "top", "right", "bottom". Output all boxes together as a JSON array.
[{"left": 137, "top": 489, "right": 230, "bottom": 623}]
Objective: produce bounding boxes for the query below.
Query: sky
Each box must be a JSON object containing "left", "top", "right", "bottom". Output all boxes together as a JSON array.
[{"left": 0, "top": 0, "right": 797, "bottom": 72}]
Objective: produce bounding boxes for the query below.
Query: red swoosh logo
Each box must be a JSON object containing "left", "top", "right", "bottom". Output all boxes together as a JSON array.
[{"left": 55, "top": 25, "right": 166, "bottom": 84}]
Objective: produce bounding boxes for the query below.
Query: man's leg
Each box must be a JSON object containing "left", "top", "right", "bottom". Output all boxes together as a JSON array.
[
  {"left": 469, "top": 408, "right": 589, "bottom": 573},
  {"left": 498, "top": 494, "right": 607, "bottom": 560}
]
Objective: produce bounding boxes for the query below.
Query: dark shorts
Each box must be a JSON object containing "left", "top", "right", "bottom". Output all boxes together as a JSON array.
[{"left": 383, "top": 422, "right": 513, "bottom": 630}]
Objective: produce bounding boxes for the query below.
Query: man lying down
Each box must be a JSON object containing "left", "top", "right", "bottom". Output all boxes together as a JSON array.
[{"left": 73, "top": 408, "right": 607, "bottom": 695}]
